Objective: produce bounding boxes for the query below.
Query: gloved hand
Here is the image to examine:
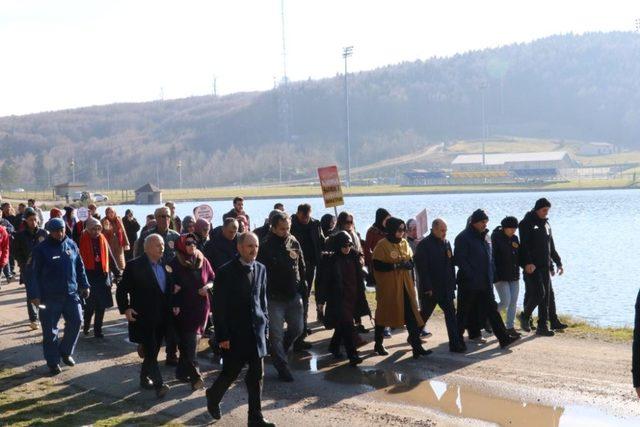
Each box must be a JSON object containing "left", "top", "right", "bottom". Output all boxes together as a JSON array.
[{"left": 400, "top": 260, "right": 414, "bottom": 270}]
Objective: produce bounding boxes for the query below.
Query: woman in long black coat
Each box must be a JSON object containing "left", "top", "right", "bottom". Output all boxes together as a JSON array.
[{"left": 319, "top": 231, "right": 370, "bottom": 366}]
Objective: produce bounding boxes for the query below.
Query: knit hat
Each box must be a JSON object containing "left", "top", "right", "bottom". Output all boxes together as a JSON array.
[
  {"left": 45, "top": 218, "right": 65, "bottom": 232},
  {"left": 470, "top": 209, "right": 489, "bottom": 224},
  {"left": 534, "top": 198, "right": 551, "bottom": 211},
  {"left": 23, "top": 207, "right": 37, "bottom": 218},
  {"left": 331, "top": 230, "right": 353, "bottom": 251},
  {"left": 84, "top": 216, "right": 100, "bottom": 229},
  {"left": 500, "top": 216, "right": 519, "bottom": 229},
  {"left": 49, "top": 208, "right": 63, "bottom": 219}
]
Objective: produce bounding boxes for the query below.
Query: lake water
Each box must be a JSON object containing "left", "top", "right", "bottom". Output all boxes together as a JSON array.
[{"left": 108, "top": 188, "right": 640, "bottom": 328}]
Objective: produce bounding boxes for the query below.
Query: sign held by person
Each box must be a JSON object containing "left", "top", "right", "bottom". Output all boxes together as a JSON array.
[
  {"left": 77, "top": 207, "right": 89, "bottom": 221},
  {"left": 415, "top": 208, "right": 428, "bottom": 239},
  {"left": 194, "top": 204, "right": 214, "bottom": 222},
  {"left": 318, "top": 166, "right": 344, "bottom": 209}
]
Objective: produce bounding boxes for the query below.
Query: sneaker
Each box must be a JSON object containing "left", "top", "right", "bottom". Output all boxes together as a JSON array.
[
  {"left": 420, "top": 329, "right": 433, "bottom": 338},
  {"left": 29, "top": 321, "right": 39, "bottom": 331},
  {"left": 469, "top": 336, "right": 487, "bottom": 344}
]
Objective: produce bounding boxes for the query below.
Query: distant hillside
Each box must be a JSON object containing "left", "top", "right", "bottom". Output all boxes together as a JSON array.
[{"left": 1, "top": 31, "right": 639, "bottom": 190}]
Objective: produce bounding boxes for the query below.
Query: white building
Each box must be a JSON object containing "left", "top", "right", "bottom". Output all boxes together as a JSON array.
[
  {"left": 578, "top": 142, "right": 615, "bottom": 156},
  {"left": 451, "top": 151, "right": 576, "bottom": 171}
]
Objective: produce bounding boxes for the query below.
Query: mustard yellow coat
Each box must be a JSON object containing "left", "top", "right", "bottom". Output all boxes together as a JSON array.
[{"left": 373, "top": 238, "right": 424, "bottom": 328}]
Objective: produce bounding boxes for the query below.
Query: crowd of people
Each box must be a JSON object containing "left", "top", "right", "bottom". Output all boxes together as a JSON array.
[{"left": 2, "top": 194, "right": 637, "bottom": 424}]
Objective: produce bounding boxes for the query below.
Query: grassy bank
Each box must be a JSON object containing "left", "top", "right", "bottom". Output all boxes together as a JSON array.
[{"left": 0, "top": 366, "right": 179, "bottom": 427}]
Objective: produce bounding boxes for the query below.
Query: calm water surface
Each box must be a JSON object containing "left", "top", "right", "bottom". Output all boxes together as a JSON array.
[{"left": 110, "top": 188, "right": 640, "bottom": 327}]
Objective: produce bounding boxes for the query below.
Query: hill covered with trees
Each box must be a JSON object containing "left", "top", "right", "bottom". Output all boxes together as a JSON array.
[{"left": 1, "top": 31, "right": 639, "bottom": 190}]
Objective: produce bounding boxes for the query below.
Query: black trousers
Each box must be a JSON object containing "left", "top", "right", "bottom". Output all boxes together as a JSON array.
[
  {"left": 207, "top": 355, "right": 264, "bottom": 421},
  {"left": 330, "top": 321, "right": 357, "bottom": 357},
  {"left": 27, "top": 297, "right": 39, "bottom": 322},
  {"left": 165, "top": 317, "right": 179, "bottom": 359},
  {"left": 298, "top": 262, "right": 317, "bottom": 340},
  {"left": 141, "top": 322, "right": 166, "bottom": 388},
  {"left": 375, "top": 289, "right": 421, "bottom": 348},
  {"left": 457, "top": 288, "right": 509, "bottom": 345},
  {"left": 421, "top": 292, "right": 463, "bottom": 349},
  {"left": 83, "top": 305, "right": 105, "bottom": 334},
  {"left": 523, "top": 269, "right": 558, "bottom": 329},
  {"left": 176, "top": 331, "right": 201, "bottom": 381}
]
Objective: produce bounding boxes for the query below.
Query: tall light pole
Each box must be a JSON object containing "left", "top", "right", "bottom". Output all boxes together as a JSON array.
[
  {"left": 70, "top": 158, "right": 76, "bottom": 182},
  {"left": 480, "top": 81, "right": 488, "bottom": 167},
  {"left": 343, "top": 45, "right": 354, "bottom": 187},
  {"left": 177, "top": 160, "right": 183, "bottom": 189}
]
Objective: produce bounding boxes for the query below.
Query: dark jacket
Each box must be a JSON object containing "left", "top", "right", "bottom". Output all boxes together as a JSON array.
[
  {"left": 116, "top": 254, "right": 174, "bottom": 343},
  {"left": 170, "top": 253, "right": 215, "bottom": 335},
  {"left": 290, "top": 214, "right": 324, "bottom": 267},
  {"left": 213, "top": 257, "right": 269, "bottom": 358},
  {"left": 133, "top": 226, "right": 180, "bottom": 264},
  {"left": 203, "top": 233, "right": 238, "bottom": 271},
  {"left": 491, "top": 226, "right": 520, "bottom": 283},
  {"left": 222, "top": 208, "right": 251, "bottom": 229},
  {"left": 318, "top": 250, "right": 370, "bottom": 329},
  {"left": 634, "top": 288, "right": 640, "bottom": 388},
  {"left": 122, "top": 216, "right": 141, "bottom": 248},
  {"left": 26, "top": 236, "right": 89, "bottom": 302},
  {"left": 257, "top": 232, "right": 305, "bottom": 301},
  {"left": 414, "top": 233, "right": 456, "bottom": 300},
  {"left": 454, "top": 225, "right": 493, "bottom": 291},
  {"left": 518, "top": 210, "right": 562, "bottom": 270},
  {"left": 13, "top": 226, "right": 48, "bottom": 284}
]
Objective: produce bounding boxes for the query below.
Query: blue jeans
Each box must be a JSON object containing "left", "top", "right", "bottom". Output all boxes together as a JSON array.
[
  {"left": 39, "top": 296, "right": 83, "bottom": 366},
  {"left": 268, "top": 295, "right": 303, "bottom": 373},
  {"left": 494, "top": 281, "right": 519, "bottom": 329}
]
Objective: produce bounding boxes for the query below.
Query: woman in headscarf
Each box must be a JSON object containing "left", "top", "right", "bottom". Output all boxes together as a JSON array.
[
  {"left": 101, "top": 207, "right": 130, "bottom": 271},
  {"left": 372, "top": 217, "right": 431, "bottom": 359},
  {"left": 79, "top": 217, "right": 118, "bottom": 338},
  {"left": 181, "top": 215, "right": 196, "bottom": 235},
  {"left": 320, "top": 214, "right": 336, "bottom": 243},
  {"left": 319, "top": 231, "right": 370, "bottom": 366},
  {"left": 364, "top": 208, "right": 391, "bottom": 285},
  {"left": 169, "top": 233, "right": 215, "bottom": 390}
]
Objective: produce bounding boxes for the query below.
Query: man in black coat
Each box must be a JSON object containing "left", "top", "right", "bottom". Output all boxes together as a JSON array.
[
  {"left": 116, "top": 233, "right": 173, "bottom": 398},
  {"left": 415, "top": 219, "right": 466, "bottom": 353},
  {"left": 222, "top": 196, "right": 251, "bottom": 230},
  {"left": 13, "top": 208, "right": 48, "bottom": 329},
  {"left": 206, "top": 232, "right": 274, "bottom": 426},
  {"left": 289, "top": 203, "right": 324, "bottom": 350},
  {"left": 454, "top": 209, "right": 518, "bottom": 349},
  {"left": 204, "top": 218, "right": 239, "bottom": 270},
  {"left": 518, "top": 198, "right": 565, "bottom": 336}
]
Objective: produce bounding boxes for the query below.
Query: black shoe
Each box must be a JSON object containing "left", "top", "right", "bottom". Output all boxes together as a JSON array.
[
  {"left": 48, "top": 364, "right": 62, "bottom": 375},
  {"left": 165, "top": 356, "right": 179, "bottom": 367},
  {"left": 536, "top": 329, "right": 555, "bottom": 337},
  {"left": 94, "top": 332, "right": 104, "bottom": 339},
  {"left": 412, "top": 346, "right": 433, "bottom": 359},
  {"left": 249, "top": 417, "right": 276, "bottom": 427},
  {"left": 277, "top": 368, "right": 294, "bottom": 382},
  {"left": 449, "top": 344, "right": 467, "bottom": 353},
  {"left": 176, "top": 374, "right": 191, "bottom": 383},
  {"left": 356, "top": 324, "right": 369, "bottom": 334},
  {"left": 61, "top": 356, "right": 75, "bottom": 367},
  {"left": 83, "top": 327, "right": 90, "bottom": 336},
  {"left": 155, "top": 384, "right": 169, "bottom": 398},
  {"left": 206, "top": 388, "right": 222, "bottom": 420},
  {"left": 191, "top": 377, "right": 204, "bottom": 390},
  {"left": 500, "top": 335, "right": 521, "bottom": 349},
  {"left": 305, "top": 328, "right": 313, "bottom": 336},
  {"left": 530, "top": 319, "right": 537, "bottom": 331},
  {"left": 374, "top": 343, "right": 389, "bottom": 356},
  {"left": 330, "top": 349, "right": 344, "bottom": 359},
  {"left": 550, "top": 321, "right": 568, "bottom": 330},
  {"left": 348, "top": 352, "right": 363, "bottom": 366},
  {"left": 484, "top": 320, "right": 493, "bottom": 334},
  {"left": 293, "top": 340, "right": 312, "bottom": 352},
  {"left": 518, "top": 312, "right": 531, "bottom": 332},
  {"left": 140, "top": 377, "right": 155, "bottom": 390},
  {"left": 506, "top": 328, "right": 522, "bottom": 338}
]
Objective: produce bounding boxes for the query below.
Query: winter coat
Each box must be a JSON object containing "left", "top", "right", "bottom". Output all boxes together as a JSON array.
[
  {"left": 518, "top": 210, "right": 562, "bottom": 270},
  {"left": 101, "top": 216, "right": 130, "bottom": 271},
  {"left": 122, "top": 216, "right": 141, "bottom": 250},
  {"left": 318, "top": 250, "right": 371, "bottom": 329},
  {"left": 491, "top": 226, "right": 520, "bottom": 283},
  {"left": 372, "top": 238, "right": 423, "bottom": 328},
  {"left": 414, "top": 233, "right": 456, "bottom": 303},
  {"left": 134, "top": 226, "right": 180, "bottom": 265},
  {"left": 454, "top": 225, "right": 493, "bottom": 291},
  {"left": 203, "top": 233, "right": 238, "bottom": 271},
  {"left": 290, "top": 214, "right": 324, "bottom": 267},
  {"left": 257, "top": 232, "right": 306, "bottom": 301},
  {"left": 0, "top": 225, "right": 9, "bottom": 269}
]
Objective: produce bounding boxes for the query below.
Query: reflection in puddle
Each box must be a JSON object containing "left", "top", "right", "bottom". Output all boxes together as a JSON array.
[{"left": 320, "top": 365, "right": 639, "bottom": 426}]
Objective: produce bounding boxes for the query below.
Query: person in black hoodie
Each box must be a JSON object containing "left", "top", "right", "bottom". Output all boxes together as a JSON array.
[
  {"left": 454, "top": 209, "right": 519, "bottom": 349},
  {"left": 491, "top": 217, "right": 522, "bottom": 337},
  {"left": 518, "top": 198, "right": 565, "bottom": 336},
  {"left": 415, "top": 219, "right": 466, "bottom": 353},
  {"left": 318, "top": 231, "right": 370, "bottom": 366},
  {"left": 257, "top": 211, "right": 305, "bottom": 382}
]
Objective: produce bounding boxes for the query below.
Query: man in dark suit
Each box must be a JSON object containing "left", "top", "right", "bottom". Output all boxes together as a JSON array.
[
  {"left": 117, "top": 233, "right": 173, "bottom": 398},
  {"left": 206, "top": 232, "right": 274, "bottom": 426}
]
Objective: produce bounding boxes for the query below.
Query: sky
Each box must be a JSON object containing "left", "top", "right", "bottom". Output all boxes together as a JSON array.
[{"left": 0, "top": 0, "right": 636, "bottom": 117}]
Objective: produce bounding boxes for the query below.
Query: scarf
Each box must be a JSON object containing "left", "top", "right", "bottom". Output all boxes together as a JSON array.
[{"left": 79, "top": 231, "right": 109, "bottom": 273}]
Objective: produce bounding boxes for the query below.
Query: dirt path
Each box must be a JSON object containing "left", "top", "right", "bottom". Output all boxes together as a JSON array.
[{"left": 0, "top": 279, "right": 637, "bottom": 426}]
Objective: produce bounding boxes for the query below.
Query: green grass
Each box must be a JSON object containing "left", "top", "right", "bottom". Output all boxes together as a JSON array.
[{"left": 0, "top": 366, "right": 180, "bottom": 427}]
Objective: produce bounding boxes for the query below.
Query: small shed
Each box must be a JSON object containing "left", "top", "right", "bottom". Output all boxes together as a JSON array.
[
  {"left": 578, "top": 142, "right": 615, "bottom": 156},
  {"left": 54, "top": 182, "right": 86, "bottom": 197},
  {"left": 135, "top": 183, "right": 162, "bottom": 205}
]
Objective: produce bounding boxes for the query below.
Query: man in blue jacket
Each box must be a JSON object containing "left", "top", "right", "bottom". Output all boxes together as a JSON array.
[
  {"left": 454, "top": 209, "right": 518, "bottom": 349},
  {"left": 27, "top": 218, "right": 90, "bottom": 375}
]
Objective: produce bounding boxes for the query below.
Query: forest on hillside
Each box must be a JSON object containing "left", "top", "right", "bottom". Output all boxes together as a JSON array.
[{"left": 1, "top": 31, "right": 639, "bottom": 190}]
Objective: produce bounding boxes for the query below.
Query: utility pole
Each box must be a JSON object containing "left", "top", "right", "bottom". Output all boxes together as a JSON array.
[
  {"left": 480, "top": 81, "right": 488, "bottom": 167},
  {"left": 343, "top": 46, "right": 354, "bottom": 187},
  {"left": 156, "top": 164, "right": 160, "bottom": 189},
  {"left": 107, "top": 164, "right": 111, "bottom": 191},
  {"left": 177, "top": 160, "right": 183, "bottom": 189},
  {"left": 278, "top": 0, "right": 291, "bottom": 144},
  {"left": 70, "top": 158, "right": 76, "bottom": 182},
  {"left": 213, "top": 76, "right": 217, "bottom": 96}
]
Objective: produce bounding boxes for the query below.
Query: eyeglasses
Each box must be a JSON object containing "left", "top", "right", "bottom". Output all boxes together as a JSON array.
[{"left": 185, "top": 241, "right": 197, "bottom": 246}]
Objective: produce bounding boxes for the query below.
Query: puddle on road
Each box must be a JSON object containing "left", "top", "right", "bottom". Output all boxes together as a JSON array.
[{"left": 293, "top": 352, "right": 639, "bottom": 426}]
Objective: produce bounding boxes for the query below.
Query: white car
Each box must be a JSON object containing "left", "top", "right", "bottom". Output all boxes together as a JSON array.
[{"left": 93, "top": 193, "right": 109, "bottom": 202}]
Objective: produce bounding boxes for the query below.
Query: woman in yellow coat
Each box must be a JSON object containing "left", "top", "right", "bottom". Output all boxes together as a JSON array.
[{"left": 372, "top": 217, "right": 431, "bottom": 359}]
